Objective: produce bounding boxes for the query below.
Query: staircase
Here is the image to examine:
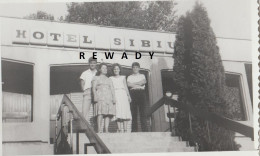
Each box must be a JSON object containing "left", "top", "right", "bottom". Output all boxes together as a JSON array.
[
  {"left": 71, "top": 132, "right": 195, "bottom": 154},
  {"left": 56, "top": 95, "right": 255, "bottom": 154}
]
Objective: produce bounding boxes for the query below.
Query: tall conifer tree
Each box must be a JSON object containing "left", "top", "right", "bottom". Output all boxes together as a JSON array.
[{"left": 173, "top": 3, "right": 239, "bottom": 151}]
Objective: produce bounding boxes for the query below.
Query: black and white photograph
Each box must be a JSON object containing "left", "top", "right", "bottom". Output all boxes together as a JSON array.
[{"left": 0, "top": 0, "right": 258, "bottom": 155}]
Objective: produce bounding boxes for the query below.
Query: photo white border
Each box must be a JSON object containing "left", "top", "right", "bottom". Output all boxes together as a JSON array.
[{"left": 0, "top": 0, "right": 258, "bottom": 155}]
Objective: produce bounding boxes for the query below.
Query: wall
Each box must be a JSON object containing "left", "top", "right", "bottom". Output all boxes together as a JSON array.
[
  {"left": 1, "top": 17, "right": 253, "bottom": 144},
  {"left": 1, "top": 43, "right": 175, "bottom": 142}
]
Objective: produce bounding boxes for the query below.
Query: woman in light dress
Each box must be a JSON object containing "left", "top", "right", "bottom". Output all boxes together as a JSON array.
[
  {"left": 110, "top": 63, "right": 132, "bottom": 133},
  {"left": 92, "top": 63, "right": 116, "bottom": 133}
]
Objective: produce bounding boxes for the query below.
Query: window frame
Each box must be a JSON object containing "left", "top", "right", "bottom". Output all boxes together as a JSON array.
[
  {"left": 159, "top": 69, "right": 250, "bottom": 121},
  {"left": 1, "top": 58, "right": 34, "bottom": 123},
  {"left": 225, "top": 71, "right": 249, "bottom": 121}
]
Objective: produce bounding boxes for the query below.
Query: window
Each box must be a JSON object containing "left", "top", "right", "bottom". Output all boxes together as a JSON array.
[
  {"left": 2, "top": 59, "right": 34, "bottom": 122},
  {"left": 160, "top": 70, "right": 248, "bottom": 121},
  {"left": 225, "top": 73, "right": 246, "bottom": 121}
]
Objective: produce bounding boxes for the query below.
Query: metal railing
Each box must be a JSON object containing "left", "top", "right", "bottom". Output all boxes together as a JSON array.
[
  {"left": 54, "top": 103, "right": 73, "bottom": 154},
  {"left": 54, "top": 94, "right": 111, "bottom": 154},
  {"left": 146, "top": 96, "right": 254, "bottom": 150}
]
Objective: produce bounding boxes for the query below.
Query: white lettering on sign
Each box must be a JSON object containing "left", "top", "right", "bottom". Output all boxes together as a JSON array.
[{"left": 12, "top": 28, "right": 174, "bottom": 53}]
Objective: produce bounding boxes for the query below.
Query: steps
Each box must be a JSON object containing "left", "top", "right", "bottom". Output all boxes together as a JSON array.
[
  {"left": 71, "top": 132, "right": 195, "bottom": 154},
  {"left": 235, "top": 135, "right": 256, "bottom": 151},
  {"left": 2, "top": 142, "right": 54, "bottom": 155}
]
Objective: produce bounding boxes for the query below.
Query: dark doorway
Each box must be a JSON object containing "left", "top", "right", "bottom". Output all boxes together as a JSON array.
[
  {"left": 161, "top": 70, "right": 177, "bottom": 95},
  {"left": 49, "top": 63, "right": 150, "bottom": 142},
  {"left": 50, "top": 64, "right": 149, "bottom": 95}
]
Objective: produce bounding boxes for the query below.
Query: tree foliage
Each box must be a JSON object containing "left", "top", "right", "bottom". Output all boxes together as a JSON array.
[
  {"left": 24, "top": 10, "right": 54, "bottom": 20},
  {"left": 65, "top": 1, "right": 177, "bottom": 31},
  {"left": 173, "top": 2, "right": 239, "bottom": 151}
]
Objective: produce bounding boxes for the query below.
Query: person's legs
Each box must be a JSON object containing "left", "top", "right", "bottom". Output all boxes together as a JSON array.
[
  {"left": 104, "top": 116, "right": 110, "bottom": 133},
  {"left": 130, "top": 90, "right": 138, "bottom": 132},
  {"left": 137, "top": 90, "right": 148, "bottom": 132},
  {"left": 117, "top": 119, "right": 122, "bottom": 132},
  {"left": 123, "top": 120, "right": 128, "bottom": 132},
  {"left": 82, "top": 89, "right": 92, "bottom": 121},
  {"left": 97, "top": 114, "right": 103, "bottom": 133}
]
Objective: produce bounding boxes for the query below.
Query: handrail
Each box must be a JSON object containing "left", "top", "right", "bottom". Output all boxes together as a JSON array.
[
  {"left": 146, "top": 96, "right": 254, "bottom": 140},
  {"left": 146, "top": 97, "right": 165, "bottom": 117},
  {"left": 55, "top": 103, "right": 73, "bottom": 154},
  {"left": 58, "top": 94, "right": 111, "bottom": 154}
]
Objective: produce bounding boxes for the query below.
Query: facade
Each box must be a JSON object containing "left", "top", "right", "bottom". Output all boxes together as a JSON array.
[{"left": 1, "top": 17, "right": 254, "bottom": 154}]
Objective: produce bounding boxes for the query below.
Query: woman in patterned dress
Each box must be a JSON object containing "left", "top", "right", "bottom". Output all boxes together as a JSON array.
[
  {"left": 110, "top": 63, "right": 132, "bottom": 133},
  {"left": 92, "top": 63, "right": 116, "bottom": 133}
]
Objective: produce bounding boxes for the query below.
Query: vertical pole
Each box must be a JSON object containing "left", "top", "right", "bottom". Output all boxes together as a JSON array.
[
  {"left": 188, "top": 113, "right": 194, "bottom": 146},
  {"left": 167, "top": 105, "right": 172, "bottom": 132},
  {"left": 76, "top": 132, "right": 79, "bottom": 154},
  {"left": 229, "top": 130, "right": 234, "bottom": 150},
  {"left": 188, "top": 113, "right": 192, "bottom": 134},
  {"left": 206, "top": 121, "right": 211, "bottom": 143},
  {"left": 60, "top": 108, "right": 63, "bottom": 142},
  {"left": 54, "top": 115, "right": 57, "bottom": 154},
  {"left": 149, "top": 117, "right": 152, "bottom": 132},
  {"left": 70, "top": 114, "right": 73, "bottom": 153},
  {"left": 61, "top": 105, "right": 63, "bottom": 131},
  {"left": 173, "top": 107, "right": 176, "bottom": 136},
  {"left": 84, "top": 143, "right": 88, "bottom": 154}
]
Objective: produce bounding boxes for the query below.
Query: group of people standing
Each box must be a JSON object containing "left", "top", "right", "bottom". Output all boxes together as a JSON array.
[{"left": 80, "top": 57, "right": 148, "bottom": 133}]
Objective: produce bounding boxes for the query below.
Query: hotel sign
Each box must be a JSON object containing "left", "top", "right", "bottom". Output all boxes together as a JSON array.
[{"left": 12, "top": 28, "right": 175, "bottom": 53}]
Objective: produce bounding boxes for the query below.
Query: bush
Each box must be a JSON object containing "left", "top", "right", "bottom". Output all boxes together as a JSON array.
[{"left": 172, "top": 2, "right": 239, "bottom": 151}]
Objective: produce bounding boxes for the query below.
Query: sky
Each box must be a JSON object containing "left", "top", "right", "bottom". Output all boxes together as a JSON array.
[{"left": 0, "top": 0, "right": 253, "bottom": 39}]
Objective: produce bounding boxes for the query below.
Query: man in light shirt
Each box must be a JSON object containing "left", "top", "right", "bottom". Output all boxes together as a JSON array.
[
  {"left": 127, "top": 62, "right": 148, "bottom": 132},
  {"left": 80, "top": 57, "right": 97, "bottom": 121}
]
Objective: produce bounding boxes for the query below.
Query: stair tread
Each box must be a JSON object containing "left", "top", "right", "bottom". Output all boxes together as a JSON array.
[
  {"left": 71, "top": 132, "right": 195, "bottom": 153},
  {"left": 108, "top": 147, "right": 195, "bottom": 153}
]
